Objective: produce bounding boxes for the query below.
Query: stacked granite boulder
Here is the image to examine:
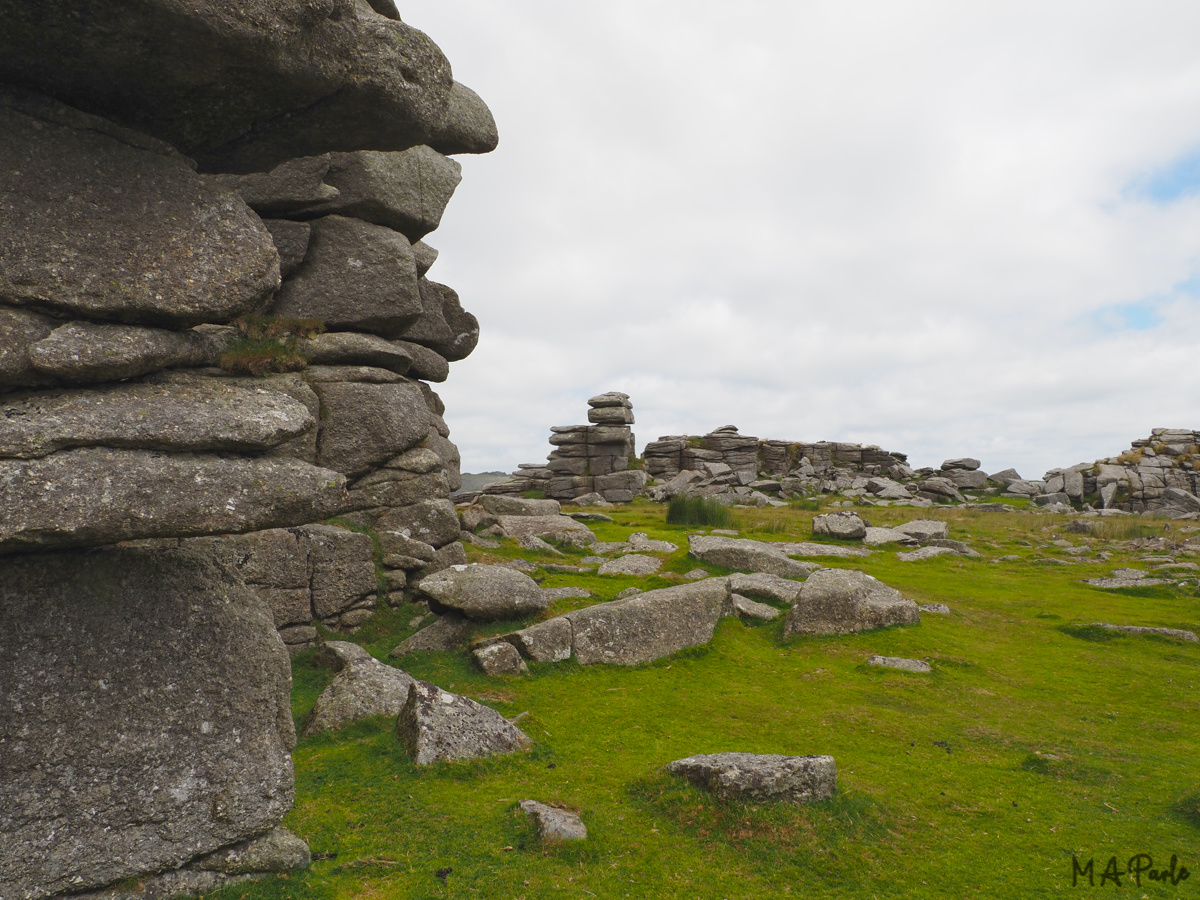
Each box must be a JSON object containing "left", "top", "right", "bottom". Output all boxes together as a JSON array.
[
  {"left": 0, "top": 3, "right": 493, "bottom": 898},
  {"left": 1052, "top": 428, "right": 1200, "bottom": 515},
  {"left": 487, "top": 392, "right": 647, "bottom": 503}
]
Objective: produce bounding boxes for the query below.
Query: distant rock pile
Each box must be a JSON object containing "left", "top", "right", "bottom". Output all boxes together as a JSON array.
[
  {"left": 1086, "top": 428, "right": 1200, "bottom": 515},
  {"left": 486, "top": 392, "right": 647, "bottom": 503}
]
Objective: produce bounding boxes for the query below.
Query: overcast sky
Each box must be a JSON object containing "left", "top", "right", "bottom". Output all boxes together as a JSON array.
[{"left": 402, "top": 1, "right": 1200, "bottom": 478}]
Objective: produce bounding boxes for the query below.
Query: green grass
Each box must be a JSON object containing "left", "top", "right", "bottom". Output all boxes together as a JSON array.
[{"left": 210, "top": 501, "right": 1200, "bottom": 900}]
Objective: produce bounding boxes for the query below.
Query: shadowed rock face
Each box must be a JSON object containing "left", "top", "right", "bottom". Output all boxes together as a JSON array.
[
  {"left": 0, "top": 548, "right": 296, "bottom": 900},
  {"left": 0, "top": 0, "right": 496, "bottom": 172}
]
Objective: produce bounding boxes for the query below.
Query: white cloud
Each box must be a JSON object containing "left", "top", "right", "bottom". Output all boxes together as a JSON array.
[{"left": 404, "top": 1, "right": 1200, "bottom": 478}]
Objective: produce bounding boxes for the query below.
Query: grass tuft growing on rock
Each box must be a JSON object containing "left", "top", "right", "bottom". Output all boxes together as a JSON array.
[{"left": 218, "top": 315, "right": 323, "bottom": 376}]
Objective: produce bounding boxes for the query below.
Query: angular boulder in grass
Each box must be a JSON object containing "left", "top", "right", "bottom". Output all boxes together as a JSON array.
[
  {"left": 27, "top": 321, "right": 222, "bottom": 384},
  {"left": 666, "top": 753, "right": 836, "bottom": 804},
  {"left": 688, "top": 535, "right": 819, "bottom": 579},
  {"left": 565, "top": 579, "right": 729, "bottom": 666},
  {"left": 897, "top": 546, "right": 956, "bottom": 561},
  {"left": 784, "top": 568, "right": 919, "bottom": 637},
  {"left": 597, "top": 554, "right": 663, "bottom": 576},
  {"left": 0, "top": 381, "right": 314, "bottom": 459},
  {"left": 270, "top": 216, "right": 421, "bottom": 338},
  {"left": 727, "top": 572, "right": 804, "bottom": 605},
  {"left": 519, "top": 801, "right": 587, "bottom": 842},
  {"left": 302, "top": 658, "right": 415, "bottom": 736},
  {"left": 396, "top": 681, "right": 530, "bottom": 766},
  {"left": 1091, "top": 623, "right": 1198, "bottom": 642},
  {"left": 867, "top": 656, "right": 931, "bottom": 673},
  {"left": 502, "top": 616, "right": 575, "bottom": 663},
  {"left": 731, "top": 594, "right": 781, "bottom": 620},
  {"left": 389, "top": 614, "right": 473, "bottom": 657},
  {"left": 863, "top": 526, "right": 919, "bottom": 547},
  {"left": 480, "top": 495, "right": 562, "bottom": 517},
  {"left": 0, "top": 89, "right": 279, "bottom": 327},
  {"left": 193, "top": 827, "right": 311, "bottom": 876},
  {"left": 893, "top": 520, "right": 949, "bottom": 542},
  {"left": 774, "top": 541, "right": 871, "bottom": 559},
  {"left": 417, "top": 564, "right": 548, "bottom": 621},
  {"left": 313, "top": 640, "right": 373, "bottom": 672},
  {"left": 812, "top": 511, "right": 867, "bottom": 540},
  {"left": 0, "top": 548, "right": 295, "bottom": 899},
  {"left": 0, "top": 449, "right": 347, "bottom": 554},
  {"left": 497, "top": 515, "right": 597, "bottom": 544},
  {"left": 473, "top": 642, "right": 529, "bottom": 676}
]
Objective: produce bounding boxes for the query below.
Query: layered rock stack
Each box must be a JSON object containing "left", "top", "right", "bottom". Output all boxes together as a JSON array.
[
  {"left": 1075, "top": 428, "right": 1200, "bottom": 514},
  {"left": 0, "top": 3, "right": 494, "bottom": 897},
  {"left": 487, "top": 392, "right": 648, "bottom": 503}
]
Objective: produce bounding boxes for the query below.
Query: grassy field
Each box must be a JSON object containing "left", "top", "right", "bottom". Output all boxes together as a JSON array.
[{"left": 210, "top": 502, "right": 1200, "bottom": 899}]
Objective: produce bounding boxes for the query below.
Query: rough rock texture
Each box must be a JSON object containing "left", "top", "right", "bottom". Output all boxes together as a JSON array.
[
  {"left": 566, "top": 580, "right": 729, "bottom": 666},
  {"left": 666, "top": 752, "right": 837, "bottom": 804},
  {"left": 497, "top": 515, "right": 598, "bottom": 543},
  {"left": 812, "top": 511, "right": 867, "bottom": 540},
  {"left": 473, "top": 642, "right": 529, "bottom": 676},
  {"left": 26, "top": 321, "right": 225, "bottom": 384},
  {"left": 0, "top": 88, "right": 279, "bottom": 325},
  {"left": 784, "top": 569, "right": 920, "bottom": 636},
  {"left": 0, "top": 1, "right": 496, "bottom": 172},
  {"left": 867, "top": 655, "right": 931, "bottom": 672},
  {"left": 597, "top": 554, "right": 664, "bottom": 576},
  {"left": 501, "top": 616, "right": 575, "bottom": 663},
  {"left": 731, "top": 594, "right": 781, "bottom": 620},
  {"left": 897, "top": 546, "right": 956, "bottom": 561},
  {"left": 396, "top": 681, "right": 530, "bottom": 765},
  {"left": 389, "top": 614, "right": 474, "bottom": 657},
  {"left": 270, "top": 215, "right": 421, "bottom": 337},
  {"left": 726, "top": 572, "right": 804, "bottom": 605},
  {"left": 417, "top": 564, "right": 548, "bottom": 621},
  {"left": 302, "top": 658, "right": 415, "bottom": 736},
  {"left": 519, "top": 801, "right": 587, "bottom": 842},
  {"left": 486, "top": 394, "right": 641, "bottom": 502},
  {"left": 310, "top": 377, "right": 430, "bottom": 477},
  {"left": 0, "top": 450, "right": 346, "bottom": 553},
  {"left": 688, "top": 535, "right": 820, "bottom": 579},
  {"left": 894, "top": 520, "right": 950, "bottom": 542},
  {"left": 0, "top": 548, "right": 295, "bottom": 900},
  {"left": 0, "top": 381, "right": 313, "bottom": 458},
  {"left": 193, "top": 826, "right": 311, "bottom": 875}
]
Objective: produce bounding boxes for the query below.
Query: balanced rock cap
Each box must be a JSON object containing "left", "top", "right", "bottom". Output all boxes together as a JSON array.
[{"left": 587, "top": 391, "right": 631, "bottom": 409}]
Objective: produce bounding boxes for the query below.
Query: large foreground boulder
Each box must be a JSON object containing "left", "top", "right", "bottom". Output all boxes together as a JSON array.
[
  {"left": 0, "top": 548, "right": 296, "bottom": 900},
  {"left": 667, "top": 752, "right": 837, "bottom": 804},
  {"left": 396, "top": 681, "right": 530, "bottom": 765},
  {"left": 784, "top": 569, "right": 920, "bottom": 636}
]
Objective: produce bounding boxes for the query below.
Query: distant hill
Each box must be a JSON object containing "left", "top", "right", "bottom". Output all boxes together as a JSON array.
[{"left": 458, "top": 471, "right": 512, "bottom": 492}]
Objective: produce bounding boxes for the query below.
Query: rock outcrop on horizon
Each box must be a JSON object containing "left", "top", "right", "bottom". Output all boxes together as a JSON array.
[{"left": 0, "top": 3, "right": 495, "bottom": 896}]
